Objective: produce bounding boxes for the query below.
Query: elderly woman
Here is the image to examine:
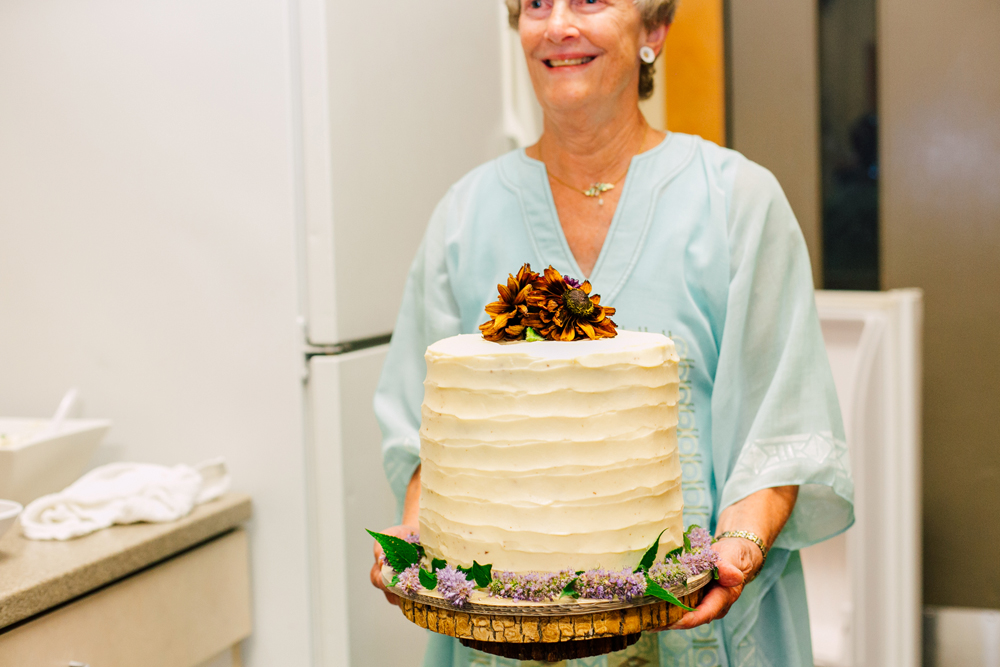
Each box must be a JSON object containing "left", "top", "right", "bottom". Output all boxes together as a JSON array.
[{"left": 371, "top": 0, "right": 854, "bottom": 665}]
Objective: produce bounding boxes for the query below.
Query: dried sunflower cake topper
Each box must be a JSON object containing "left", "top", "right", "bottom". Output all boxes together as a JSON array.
[
  {"left": 478, "top": 263, "right": 539, "bottom": 342},
  {"left": 479, "top": 263, "right": 618, "bottom": 342}
]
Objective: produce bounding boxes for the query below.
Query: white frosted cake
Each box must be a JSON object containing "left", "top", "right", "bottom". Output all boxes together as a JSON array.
[{"left": 418, "top": 330, "right": 683, "bottom": 573}]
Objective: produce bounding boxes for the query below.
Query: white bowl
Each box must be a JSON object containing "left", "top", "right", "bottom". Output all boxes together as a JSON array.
[
  {"left": 0, "top": 499, "right": 22, "bottom": 539},
  {"left": 0, "top": 417, "right": 111, "bottom": 505}
]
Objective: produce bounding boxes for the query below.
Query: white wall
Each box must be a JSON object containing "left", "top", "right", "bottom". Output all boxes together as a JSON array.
[{"left": 0, "top": 2, "right": 311, "bottom": 664}]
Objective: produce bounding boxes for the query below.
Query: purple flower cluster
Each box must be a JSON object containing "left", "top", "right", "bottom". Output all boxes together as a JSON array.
[
  {"left": 573, "top": 568, "right": 647, "bottom": 601},
  {"left": 404, "top": 532, "right": 421, "bottom": 545},
  {"left": 397, "top": 564, "right": 421, "bottom": 595},
  {"left": 488, "top": 570, "right": 576, "bottom": 602},
  {"left": 680, "top": 546, "right": 719, "bottom": 576},
  {"left": 687, "top": 527, "right": 713, "bottom": 551},
  {"left": 648, "top": 559, "right": 688, "bottom": 589},
  {"left": 648, "top": 528, "right": 719, "bottom": 589},
  {"left": 436, "top": 565, "right": 475, "bottom": 608}
]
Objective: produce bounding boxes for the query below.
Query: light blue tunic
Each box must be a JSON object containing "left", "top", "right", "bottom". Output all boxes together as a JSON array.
[{"left": 374, "top": 133, "right": 854, "bottom": 667}]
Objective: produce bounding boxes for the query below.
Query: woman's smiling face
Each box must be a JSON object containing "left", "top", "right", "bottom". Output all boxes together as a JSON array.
[{"left": 518, "top": 0, "right": 657, "bottom": 114}]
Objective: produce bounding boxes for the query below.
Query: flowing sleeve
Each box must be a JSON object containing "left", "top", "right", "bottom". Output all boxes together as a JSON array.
[
  {"left": 373, "top": 190, "right": 462, "bottom": 512},
  {"left": 711, "top": 158, "right": 854, "bottom": 551}
]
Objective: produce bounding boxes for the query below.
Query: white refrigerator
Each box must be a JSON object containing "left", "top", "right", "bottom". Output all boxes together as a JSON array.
[{"left": 295, "top": 1, "right": 505, "bottom": 665}]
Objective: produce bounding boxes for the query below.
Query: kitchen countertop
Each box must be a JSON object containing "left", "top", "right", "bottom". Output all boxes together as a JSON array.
[{"left": 0, "top": 493, "right": 252, "bottom": 631}]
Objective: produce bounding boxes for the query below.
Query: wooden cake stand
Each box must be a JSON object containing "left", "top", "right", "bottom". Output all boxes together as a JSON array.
[{"left": 388, "top": 569, "right": 712, "bottom": 662}]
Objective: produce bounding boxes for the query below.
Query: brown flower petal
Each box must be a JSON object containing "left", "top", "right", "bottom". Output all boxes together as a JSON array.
[
  {"left": 484, "top": 301, "right": 509, "bottom": 315},
  {"left": 578, "top": 320, "right": 597, "bottom": 339},
  {"left": 516, "top": 264, "right": 539, "bottom": 283},
  {"left": 596, "top": 319, "right": 617, "bottom": 335},
  {"left": 480, "top": 263, "right": 550, "bottom": 341}
]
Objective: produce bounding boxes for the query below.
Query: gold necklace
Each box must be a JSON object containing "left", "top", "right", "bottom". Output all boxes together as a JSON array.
[{"left": 540, "top": 125, "right": 649, "bottom": 206}]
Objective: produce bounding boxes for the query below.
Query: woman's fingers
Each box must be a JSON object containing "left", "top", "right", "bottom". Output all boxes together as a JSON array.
[
  {"left": 653, "top": 543, "right": 753, "bottom": 632},
  {"left": 370, "top": 559, "right": 385, "bottom": 590},
  {"left": 715, "top": 553, "right": 745, "bottom": 588},
  {"left": 369, "top": 524, "right": 418, "bottom": 607},
  {"left": 668, "top": 584, "right": 740, "bottom": 630},
  {"left": 650, "top": 585, "right": 738, "bottom": 632},
  {"left": 370, "top": 550, "right": 401, "bottom": 606},
  {"left": 712, "top": 540, "right": 759, "bottom": 583}
]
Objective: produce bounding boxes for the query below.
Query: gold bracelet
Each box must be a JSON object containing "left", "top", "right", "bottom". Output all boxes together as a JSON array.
[{"left": 716, "top": 530, "right": 769, "bottom": 560}]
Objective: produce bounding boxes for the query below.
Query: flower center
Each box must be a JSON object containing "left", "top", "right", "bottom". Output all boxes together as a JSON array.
[{"left": 564, "top": 288, "right": 595, "bottom": 317}]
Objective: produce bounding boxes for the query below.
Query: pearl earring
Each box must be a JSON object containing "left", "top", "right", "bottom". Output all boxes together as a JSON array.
[{"left": 640, "top": 46, "right": 656, "bottom": 64}]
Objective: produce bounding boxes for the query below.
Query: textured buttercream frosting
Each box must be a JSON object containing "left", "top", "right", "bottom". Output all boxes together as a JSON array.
[{"left": 418, "top": 330, "right": 683, "bottom": 572}]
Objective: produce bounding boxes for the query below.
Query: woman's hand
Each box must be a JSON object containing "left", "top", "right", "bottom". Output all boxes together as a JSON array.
[
  {"left": 662, "top": 537, "right": 763, "bottom": 630},
  {"left": 369, "top": 524, "right": 419, "bottom": 606},
  {"left": 655, "top": 484, "right": 799, "bottom": 632},
  {"left": 370, "top": 466, "right": 422, "bottom": 606}
]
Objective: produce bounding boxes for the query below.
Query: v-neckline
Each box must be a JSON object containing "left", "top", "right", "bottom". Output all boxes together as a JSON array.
[{"left": 514, "top": 133, "right": 677, "bottom": 297}]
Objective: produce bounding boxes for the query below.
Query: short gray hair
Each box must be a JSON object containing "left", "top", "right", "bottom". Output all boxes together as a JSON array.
[{"left": 503, "top": 0, "right": 678, "bottom": 101}]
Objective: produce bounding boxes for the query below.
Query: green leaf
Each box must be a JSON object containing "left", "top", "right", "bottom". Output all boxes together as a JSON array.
[
  {"left": 666, "top": 547, "right": 683, "bottom": 561},
  {"left": 471, "top": 561, "right": 493, "bottom": 588},
  {"left": 683, "top": 524, "right": 702, "bottom": 553},
  {"left": 390, "top": 573, "right": 399, "bottom": 587},
  {"left": 419, "top": 568, "right": 438, "bottom": 590},
  {"left": 525, "top": 327, "right": 544, "bottom": 342},
  {"left": 635, "top": 529, "right": 667, "bottom": 573},
  {"left": 713, "top": 567, "right": 720, "bottom": 580},
  {"left": 366, "top": 529, "right": 421, "bottom": 572},
  {"left": 561, "top": 578, "right": 580, "bottom": 599},
  {"left": 432, "top": 558, "right": 447, "bottom": 573},
  {"left": 644, "top": 576, "right": 695, "bottom": 612}
]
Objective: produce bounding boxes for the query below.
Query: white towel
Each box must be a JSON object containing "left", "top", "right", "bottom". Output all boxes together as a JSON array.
[{"left": 20, "top": 458, "right": 231, "bottom": 540}]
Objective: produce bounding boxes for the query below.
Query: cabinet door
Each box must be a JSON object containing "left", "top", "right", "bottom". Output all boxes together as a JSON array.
[{"left": 0, "top": 530, "right": 251, "bottom": 667}]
